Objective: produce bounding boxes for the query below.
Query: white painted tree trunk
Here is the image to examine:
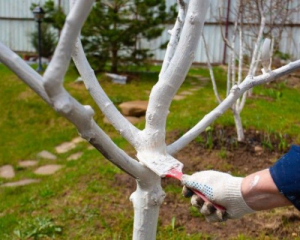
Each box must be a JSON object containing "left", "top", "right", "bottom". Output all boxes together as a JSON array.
[
  {"left": 233, "top": 110, "right": 245, "bottom": 142},
  {"left": 130, "top": 174, "right": 165, "bottom": 240},
  {"left": 204, "top": 0, "right": 268, "bottom": 142},
  {"left": 1, "top": 0, "right": 300, "bottom": 239}
]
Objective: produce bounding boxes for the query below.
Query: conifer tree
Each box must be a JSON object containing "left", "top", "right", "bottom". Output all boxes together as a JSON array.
[{"left": 82, "top": 0, "right": 176, "bottom": 72}]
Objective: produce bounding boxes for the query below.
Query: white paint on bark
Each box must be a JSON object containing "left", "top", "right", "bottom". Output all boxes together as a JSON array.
[{"left": 1, "top": 0, "right": 300, "bottom": 239}]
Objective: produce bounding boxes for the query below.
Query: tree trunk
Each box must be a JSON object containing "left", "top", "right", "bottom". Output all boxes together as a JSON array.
[
  {"left": 111, "top": 48, "right": 118, "bottom": 73},
  {"left": 130, "top": 173, "right": 165, "bottom": 240},
  {"left": 233, "top": 110, "right": 245, "bottom": 142}
]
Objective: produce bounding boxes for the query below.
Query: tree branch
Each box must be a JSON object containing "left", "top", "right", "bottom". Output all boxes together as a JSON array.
[
  {"left": 43, "top": 0, "right": 94, "bottom": 107},
  {"left": 160, "top": 0, "right": 187, "bottom": 76},
  {"left": 71, "top": 41, "right": 141, "bottom": 148},
  {"left": 248, "top": 15, "right": 266, "bottom": 76},
  {"left": 0, "top": 42, "right": 50, "bottom": 104},
  {"left": 0, "top": 9, "right": 146, "bottom": 180},
  {"left": 167, "top": 59, "right": 300, "bottom": 155},
  {"left": 202, "top": 34, "right": 222, "bottom": 104},
  {"left": 142, "top": 0, "right": 210, "bottom": 148}
]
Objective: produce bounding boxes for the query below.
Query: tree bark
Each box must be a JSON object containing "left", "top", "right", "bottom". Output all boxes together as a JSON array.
[
  {"left": 233, "top": 110, "right": 245, "bottom": 142},
  {"left": 130, "top": 174, "right": 165, "bottom": 240},
  {"left": 111, "top": 47, "right": 118, "bottom": 73}
]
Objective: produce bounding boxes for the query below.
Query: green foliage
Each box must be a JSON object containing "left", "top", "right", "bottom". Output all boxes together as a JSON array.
[
  {"left": 218, "top": 148, "right": 228, "bottom": 159},
  {"left": 82, "top": 0, "right": 176, "bottom": 72},
  {"left": 278, "top": 133, "right": 288, "bottom": 152},
  {"left": 274, "top": 51, "right": 291, "bottom": 61},
  {"left": 30, "top": 1, "right": 66, "bottom": 58},
  {"left": 262, "top": 128, "right": 274, "bottom": 151},
  {"left": 31, "top": 0, "right": 66, "bottom": 31},
  {"left": 265, "top": 89, "right": 282, "bottom": 101},
  {"left": 0, "top": 64, "right": 300, "bottom": 239},
  {"left": 13, "top": 217, "right": 62, "bottom": 240},
  {"left": 30, "top": 24, "right": 57, "bottom": 58},
  {"left": 205, "top": 126, "right": 214, "bottom": 150},
  {"left": 171, "top": 217, "right": 176, "bottom": 231}
]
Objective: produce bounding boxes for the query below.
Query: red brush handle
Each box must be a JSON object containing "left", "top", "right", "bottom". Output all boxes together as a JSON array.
[
  {"left": 166, "top": 168, "right": 226, "bottom": 212},
  {"left": 192, "top": 189, "right": 226, "bottom": 212}
]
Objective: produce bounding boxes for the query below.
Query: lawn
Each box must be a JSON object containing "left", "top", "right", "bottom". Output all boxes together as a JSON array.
[{"left": 0, "top": 63, "right": 300, "bottom": 239}]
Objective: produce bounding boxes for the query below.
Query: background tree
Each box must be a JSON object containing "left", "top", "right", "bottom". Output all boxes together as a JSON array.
[
  {"left": 81, "top": 0, "right": 176, "bottom": 73},
  {"left": 204, "top": 0, "right": 300, "bottom": 141},
  {"left": 30, "top": 24, "right": 57, "bottom": 58},
  {"left": 30, "top": 0, "right": 66, "bottom": 58},
  {"left": 31, "top": 0, "right": 66, "bottom": 32}
]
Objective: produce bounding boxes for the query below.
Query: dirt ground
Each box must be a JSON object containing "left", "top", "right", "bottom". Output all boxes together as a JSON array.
[{"left": 113, "top": 127, "right": 300, "bottom": 239}]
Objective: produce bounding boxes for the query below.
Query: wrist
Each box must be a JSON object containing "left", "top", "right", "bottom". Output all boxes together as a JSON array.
[
  {"left": 241, "top": 169, "right": 292, "bottom": 211},
  {"left": 224, "top": 176, "right": 254, "bottom": 218}
]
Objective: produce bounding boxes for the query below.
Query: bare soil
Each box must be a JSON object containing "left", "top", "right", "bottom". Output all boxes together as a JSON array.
[{"left": 113, "top": 127, "right": 300, "bottom": 239}]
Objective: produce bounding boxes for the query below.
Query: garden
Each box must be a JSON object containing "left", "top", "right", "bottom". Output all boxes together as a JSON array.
[{"left": 0, "top": 62, "right": 300, "bottom": 239}]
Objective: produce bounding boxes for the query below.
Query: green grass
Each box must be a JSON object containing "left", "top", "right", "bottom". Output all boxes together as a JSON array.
[{"left": 0, "top": 63, "right": 300, "bottom": 239}]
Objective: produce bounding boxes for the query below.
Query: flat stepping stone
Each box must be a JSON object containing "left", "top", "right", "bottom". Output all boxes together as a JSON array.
[
  {"left": 55, "top": 142, "right": 76, "bottom": 154},
  {"left": 1, "top": 179, "right": 40, "bottom": 187},
  {"left": 119, "top": 101, "right": 148, "bottom": 117},
  {"left": 104, "top": 116, "right": 145, "bottom": 125},
  {"left": 0, "top": 165, "right": 15, "bottom": 179},
  {"left": 18, "top": 160, "right": 38, "bottom": 168},
  {"left": 173, "top": 95, "right": 186, "bottom": 101},
  {"left": 180, "top": 91, "right": 193, "bottom": 96},
  {"left": 87, "top": 145, "right": 94, "bottom": 150},
  {"left": 67, "top": 152, "right": 83, "bottom": 161},
  {"left": 125, "top": 116, "right": 145, "bottom": 124},
  {"left": 190, "top": 87, "right": 201, "bottom": 91},
  {"left": 34, "top": 165, "right": 62, "bottom": 175},
  {"left": 71, "top": 137, "right": 85, "bottom": 144},
  {"left": 37, "top": 150, "right": 57, "bottom": 160},
  {"left": 198, "top": 77, "right": 210, "bottom": 81},
  {"left": 103, "top": 116, "right": 111, "bottom": 125}
]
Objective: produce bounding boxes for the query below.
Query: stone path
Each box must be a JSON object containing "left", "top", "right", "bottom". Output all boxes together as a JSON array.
[
  {"left": 180, "top": 90, "right": 193, "bottom": 96},
  {"left": 0, "top": 165, "right": 15, "bottom": 179},
  {"left": 119, "top": 100, "right": 148, "bottom": 117},
  {"left": 1, "top": 179, "right": 40, "bottom": 187},
  {"left": 173, "top": 95, "right": 186, "bottom": 101},
  {"left": 55, "top": 142, "right": 76, "bottom": 154},
  {"left": 0, "top": 136, "right": 88, "bottom": 187},
  {"left": 0, "top": 76, "right": 208, "bottom": 187},
  {"left": 34, "top": 164, "right": 62, "bottom": 175},
  {"left": 18, "top": 160, "right": 38, "bottom": 168},
  {"left": 37, "top": 150, "right": 57, "bottom": 160},
  {"left": 173, "top": 75, "right": 209, "bottom": 101},
  {"left": 67, "top": 152, "right": 83, "bottom": 161}
]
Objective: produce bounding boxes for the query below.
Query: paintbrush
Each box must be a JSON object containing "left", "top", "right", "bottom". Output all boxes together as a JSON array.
[{"left": 137, "top": 153, "right": 226, "bottom": 212}]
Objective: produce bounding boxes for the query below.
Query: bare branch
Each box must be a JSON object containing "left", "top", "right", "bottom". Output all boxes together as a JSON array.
[
  {"left": 71, "top": 39, "right": 142, "bottom": 148},
  {"left": 0, "top": 42, "right": 50, "bottom": 104},
  {"left": 202, "top": 34, "right": 222, "bottom": 104},
  {"left": 0, "top": 42, "right": 145, "bottom": 179},
  {"left": 237, "top": 16, "right": 244, "bottom": 85},
  {"left": 160, "top": 0, "right": 187, "bottom": 76},
  {"left": 167, "top": 59, "right": 300, "bottom": 155},
  {"left": 218, "top": 6, "right": 234, "bottom": 51},
  {"left": 43, "top": 0, "right": 94, "bottom": 107},
  {"left": 143, "top": 0, "right": 210, "bottom": 147},
  {"left": 248, "top": 15, "right": 266, "bottom": 76},
  {"left": 226, "top": 4, "right": 240, "bottom": 96}
]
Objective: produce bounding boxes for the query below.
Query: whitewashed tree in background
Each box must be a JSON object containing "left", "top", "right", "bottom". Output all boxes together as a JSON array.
[
  {"left": 203, "top": 0, "right": 273, "bottom": 141},
  {"left": 1, "top": 0, "right": 300, "bottom": 239}
]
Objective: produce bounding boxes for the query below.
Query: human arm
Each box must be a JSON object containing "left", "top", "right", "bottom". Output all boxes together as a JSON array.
[
  {"left": 182, "top": 169, "right": 292, "bottom": 222},
  {"left": 182, "top": 145, "right": 300, "bottom": 222}
]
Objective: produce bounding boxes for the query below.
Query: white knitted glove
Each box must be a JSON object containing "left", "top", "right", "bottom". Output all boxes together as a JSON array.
[{"left": 182, "top": 170, "right": 254, "bottom": 222}]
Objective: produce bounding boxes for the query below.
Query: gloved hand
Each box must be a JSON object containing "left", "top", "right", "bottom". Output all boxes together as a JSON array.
[{"left": 182, "top": 170, "right": 254, "bottom": 222}]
